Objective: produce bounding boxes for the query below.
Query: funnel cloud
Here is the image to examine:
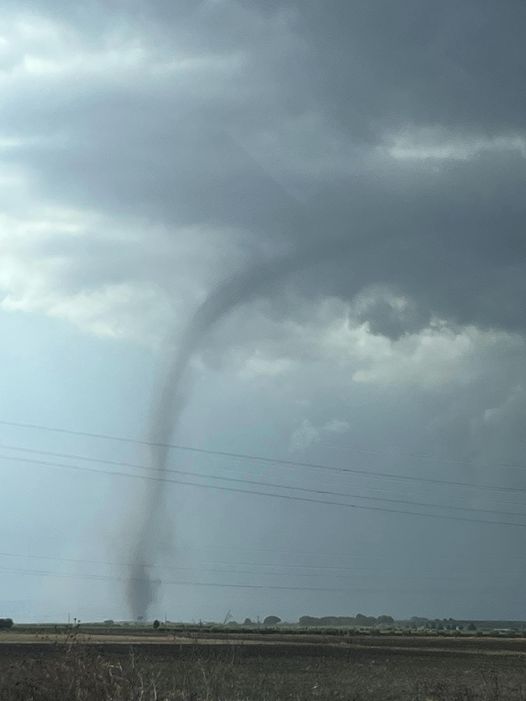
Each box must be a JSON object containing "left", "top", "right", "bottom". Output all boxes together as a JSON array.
[{"left": 127, "top": 253, "right": 303, "bottom": 618}]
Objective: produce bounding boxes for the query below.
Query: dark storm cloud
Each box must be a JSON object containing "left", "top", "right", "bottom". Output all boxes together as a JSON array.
[
  {"left": 289, "top": 0, "right": 526, "bottom": 138},
  {"left": 1, "top": 0, "right": 525, "bottom": 339}
]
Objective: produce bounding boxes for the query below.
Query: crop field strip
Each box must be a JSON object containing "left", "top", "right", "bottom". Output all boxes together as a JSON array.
[{"left": 4, "top": 630, "right": 526, "bottom": 657}]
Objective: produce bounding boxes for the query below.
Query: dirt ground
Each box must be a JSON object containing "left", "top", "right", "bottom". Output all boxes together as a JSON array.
[{"left": 2, "top": 631, "right": 526, "bottom": 699}]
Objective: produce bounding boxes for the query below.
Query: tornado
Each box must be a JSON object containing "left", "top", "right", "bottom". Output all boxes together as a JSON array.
[
  {"left": 125, "top": 232, "right": 345, "bottom": 620},
  {"left": 126, "top": 254, "right": 298, "bottom": 619}
]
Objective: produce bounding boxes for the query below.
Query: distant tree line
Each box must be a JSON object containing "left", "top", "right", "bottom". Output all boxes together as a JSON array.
[
  {"left": 299, "top": 614, "right": 394, "bottom": 627},
  {"left": 263, "top": 616, "right": 281, "bottom": 626},
  {"left": 0, "top": 618, "right": 14, "bottom": 629}
]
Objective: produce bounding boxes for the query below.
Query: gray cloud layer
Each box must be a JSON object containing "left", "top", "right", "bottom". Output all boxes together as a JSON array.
[{"left": 2, "top": 1, "right": 525, "bottom": 337}]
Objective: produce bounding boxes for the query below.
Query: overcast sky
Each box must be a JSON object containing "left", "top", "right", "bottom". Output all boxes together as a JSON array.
[{"left": 1, "top": 0, "right": 526, "bottom": 623}]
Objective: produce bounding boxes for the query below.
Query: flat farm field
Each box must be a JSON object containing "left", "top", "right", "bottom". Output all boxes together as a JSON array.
[{"left": 2, "top": 629, "right": 526, "bottom": 699}]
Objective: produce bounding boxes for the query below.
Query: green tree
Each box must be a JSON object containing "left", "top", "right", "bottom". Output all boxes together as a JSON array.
[{"left": 263, "top": 615, "right": 281, "bottom": 625}]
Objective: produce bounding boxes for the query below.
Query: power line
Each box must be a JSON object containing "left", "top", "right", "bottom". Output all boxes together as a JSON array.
[
  {"left": 0, "top": 419, "right": 524, "bottom": 496},
  {"left": 0, "top": 565, "right": 357, "bottom": 593},
  {"left": 2, "top": 418, "right": 525, "bottom": 472},
  {"left": 0, "top": 551, "right": 523, "bottom": 582},
  {"left": 0, "top": 550, "right": 373, "bottom": 579},
  {"left": 0, "top": 553, "right": 343, "bottom": 581},
  {"left": 3, "top": 452, "right": 526, "bottom": 529},
  {"left": 0, "top": 549, "right": 474, "bottom": 574},
  {"left": 3, "top": 442, "right": 525, "bottom": 518},
  {"left": 0, "top": 565, "right": 519, "bottom": 595}
]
